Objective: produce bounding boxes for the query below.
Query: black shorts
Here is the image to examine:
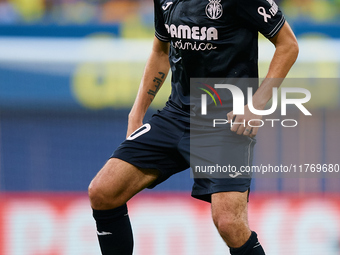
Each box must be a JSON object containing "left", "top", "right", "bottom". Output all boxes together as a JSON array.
[{"left": 111, "top": 109, "right": 255, "bottom": 203}]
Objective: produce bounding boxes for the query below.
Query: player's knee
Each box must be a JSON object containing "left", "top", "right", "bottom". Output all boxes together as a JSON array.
[
  {"left": 88, "top": 179, "right": 116, "bottom": 210},
  {"left": 88, "top": 180, "right": 103, "bottom": 209},
  {"left": 213, "top": 214, "right": 235, "bottom": 237},
  {"left": 212, "top": 212, "right": 247, "bottom": 245}
]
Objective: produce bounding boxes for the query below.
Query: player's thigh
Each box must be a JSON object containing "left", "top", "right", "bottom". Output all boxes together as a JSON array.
[
  {"left": 89, "top": 158, "right": 160, "bottom": 210},
  {"left": 211, "top": 191, "right": 249, "bottom": 228}
]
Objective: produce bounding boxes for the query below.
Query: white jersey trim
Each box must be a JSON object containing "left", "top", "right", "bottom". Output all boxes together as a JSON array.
[
  {"left": 265, "top": 15, "right": 285, "bottom": 38},
  {"left": 155, "top": 30, "right": 170, "bottom": 42}
]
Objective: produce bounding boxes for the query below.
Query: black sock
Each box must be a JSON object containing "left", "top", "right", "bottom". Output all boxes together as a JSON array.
[
  {"left": 93, "top": 204, "right": 133, "bottom": 255},
  {"left": 229, "top": 231, "right": 265, "bottom": 255}
]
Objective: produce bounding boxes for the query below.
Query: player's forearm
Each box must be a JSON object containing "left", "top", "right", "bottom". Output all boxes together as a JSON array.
[
  {"left": 128, "top": 38, "right": 170, "bottom": 122},
  {"left": 252, "top": 22, "right": 299, "bottom": 109}
]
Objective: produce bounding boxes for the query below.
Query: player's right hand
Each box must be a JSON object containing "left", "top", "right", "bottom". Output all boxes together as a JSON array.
[{"left": 227, "top": 104, "right": 262, "bottom": 138}]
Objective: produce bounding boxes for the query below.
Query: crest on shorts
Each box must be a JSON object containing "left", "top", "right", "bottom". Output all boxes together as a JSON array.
[{"left": 205, "top": 0, "right": 223, "bottom": 20}]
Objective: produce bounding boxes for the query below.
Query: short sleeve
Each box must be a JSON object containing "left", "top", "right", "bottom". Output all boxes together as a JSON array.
[
  {"left": 154, "top": 0, "right": 170, "bottom": 42},
  {"left": 236, "top": 0, "right": 285, "bottom": 38}
]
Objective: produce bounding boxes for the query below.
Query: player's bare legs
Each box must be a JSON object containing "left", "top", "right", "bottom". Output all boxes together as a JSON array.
[
  {"left": 88, "top": 158, "right": 159, "bottom": 255},
  {"left": 211, "top": 191, "right": 265, "bottom": 254},
  {"left": 89, "top": 158, "right": 159, "bottom": 210},
  {"left": 211, "top": 191, "right": 250, "bottom": 247}
]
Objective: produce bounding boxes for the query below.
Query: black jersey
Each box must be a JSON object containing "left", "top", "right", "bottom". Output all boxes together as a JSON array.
[{"left": 154, "top": 0, "right": 285, "bottom": 119}]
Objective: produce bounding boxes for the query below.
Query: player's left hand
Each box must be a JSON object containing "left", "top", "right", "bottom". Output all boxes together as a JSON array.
[{"left": 227, "top": 105, "right": 262, "bottom": 138}]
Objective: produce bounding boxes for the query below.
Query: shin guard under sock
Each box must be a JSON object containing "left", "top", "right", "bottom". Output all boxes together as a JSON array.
[{"left": 93, "top": 204, "right": 133, "bottom": 255}]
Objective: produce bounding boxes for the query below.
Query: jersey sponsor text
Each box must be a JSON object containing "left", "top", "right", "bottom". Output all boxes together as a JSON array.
[{"left": 164, "top": 24, "right": 218, "bottom": 41}]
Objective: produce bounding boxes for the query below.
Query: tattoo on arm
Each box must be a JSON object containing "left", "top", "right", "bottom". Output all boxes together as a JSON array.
[{"left": 147, "top": 72, "right": 166, "bottom": 102}]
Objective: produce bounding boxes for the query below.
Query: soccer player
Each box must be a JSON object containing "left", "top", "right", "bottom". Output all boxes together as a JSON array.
[{"left": 88, "top": 0, "right": 299, "bottom": 254}]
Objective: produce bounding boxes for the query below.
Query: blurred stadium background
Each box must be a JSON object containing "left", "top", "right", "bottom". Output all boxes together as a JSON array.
[{"left": 0, "top": 0, "right": 340, "bottom": 254}]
